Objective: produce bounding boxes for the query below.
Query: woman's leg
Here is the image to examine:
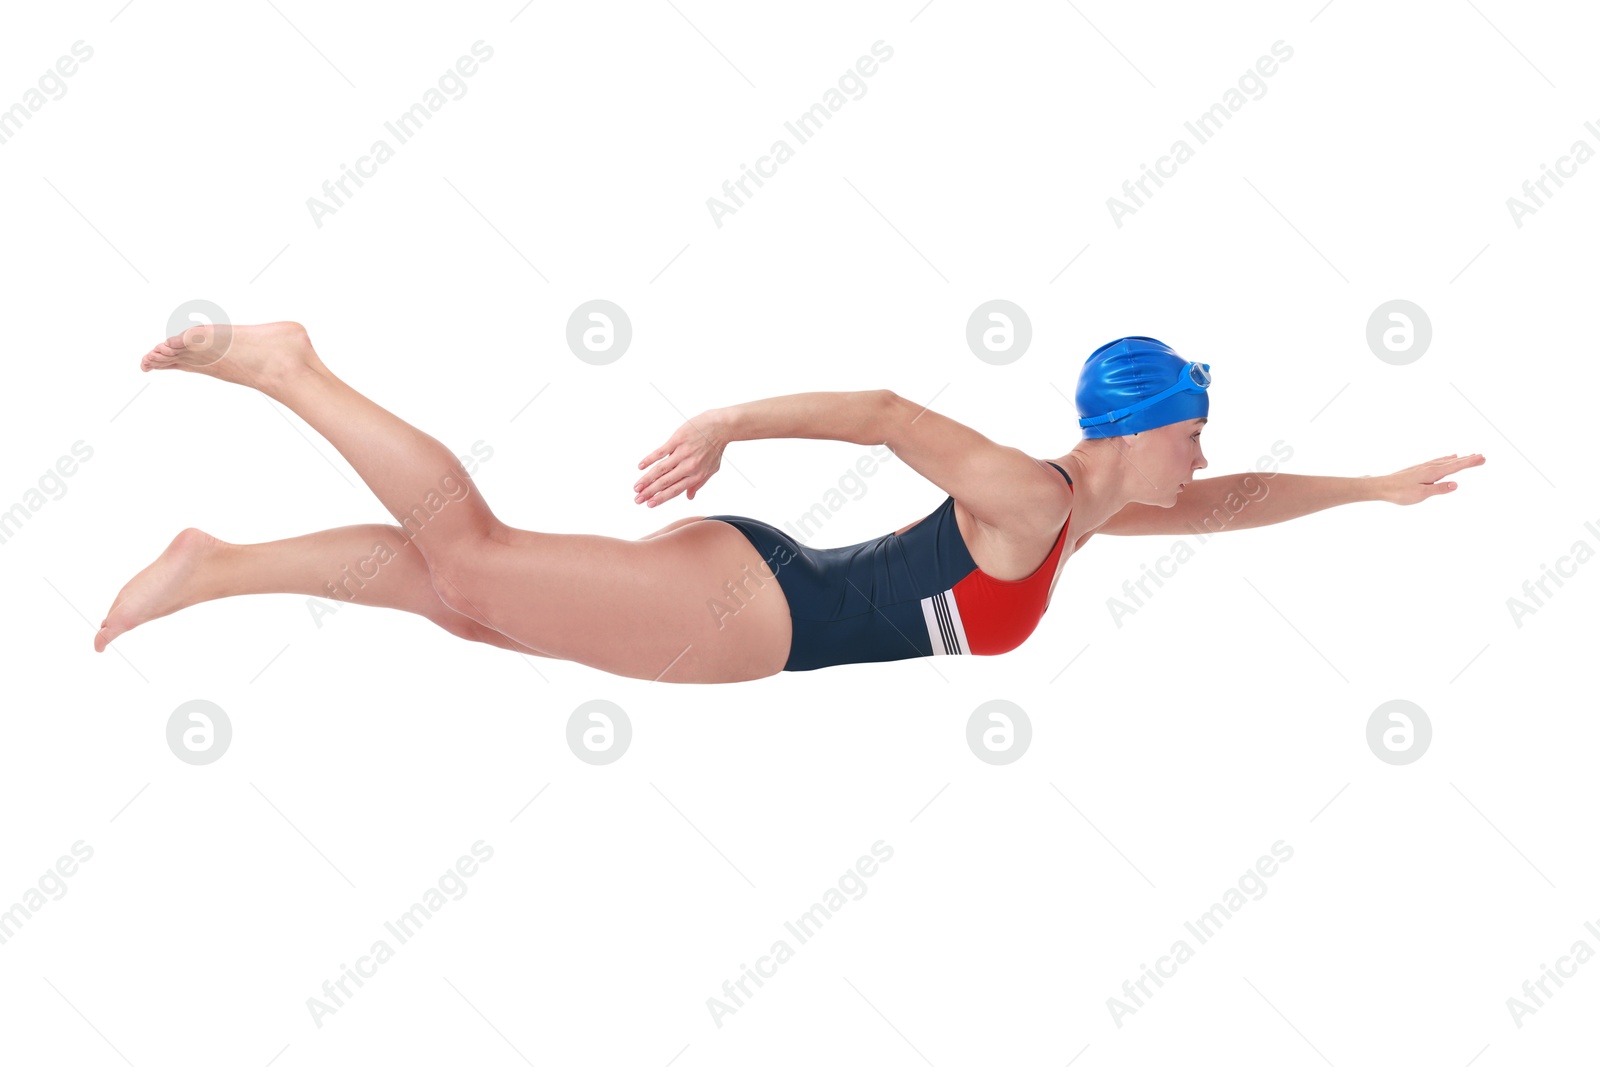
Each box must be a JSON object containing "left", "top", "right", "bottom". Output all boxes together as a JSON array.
[
  {"left": 142, "top": 322, "right": 500, "bottom": 576},
  {"left": 137, "top": 322, "right": 791, "bottom": 682},
  {"left": 95, "top": 525, "right": 558, "bottom": 657}
]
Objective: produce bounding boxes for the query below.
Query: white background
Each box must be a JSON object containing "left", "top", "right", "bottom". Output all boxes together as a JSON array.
[{"left": 2, "top": 0, "right": 1596, "bottom": 1063}]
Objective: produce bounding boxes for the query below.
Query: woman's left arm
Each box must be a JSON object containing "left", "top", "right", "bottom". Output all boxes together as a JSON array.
[{"left": 1097, "top": 454, "right": 1486, "bottom": 536}]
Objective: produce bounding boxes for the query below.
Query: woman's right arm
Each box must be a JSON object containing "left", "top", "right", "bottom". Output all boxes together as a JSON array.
[
  {"left": 634, "top": 390, "right": 891, "bottom": 506},
  {"left": 716, "top": 389, "right": 892, "bottom": 445}
]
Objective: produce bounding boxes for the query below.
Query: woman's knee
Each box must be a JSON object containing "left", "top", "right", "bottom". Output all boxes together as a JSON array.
[
  {"left": 429, "top": 567, "right": 486, "bottom": 620},
  {"left": 426, "top": 602, "right": 531, "bottom": 651}
]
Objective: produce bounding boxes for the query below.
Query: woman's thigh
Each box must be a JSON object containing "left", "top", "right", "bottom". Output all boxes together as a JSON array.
[{"left": 437, "top": 519, "right": 793, "bottom": 683}]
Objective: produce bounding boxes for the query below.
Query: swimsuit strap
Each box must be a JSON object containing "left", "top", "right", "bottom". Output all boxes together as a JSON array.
[{"left": 1045, "top": 460, "right": 1073, "bottom": 486}]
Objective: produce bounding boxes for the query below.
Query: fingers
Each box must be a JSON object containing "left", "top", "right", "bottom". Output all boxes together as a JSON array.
[
  {"left": 634, "top": 456, "right": 677, "bottom": 495},
  {"left": 640, "top": 470, "right": 693, "bottom": 506},
  {"left": 633, "top": 447, "right": 672, "bottom": 470},
  {"left": 634, "top": 463, "right": 691, "bottom": 504},
  {"left": 1415, "top": 454, "right": 1484, "bottom": 481},
  {"left": 1432, "top": 454, "right": 1485, "bottom": 476}
]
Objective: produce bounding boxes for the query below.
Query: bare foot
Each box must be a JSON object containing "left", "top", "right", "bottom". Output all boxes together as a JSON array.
[
  {"left": 96, "top": 528, "right": 228, "bottom": 652},
  {"left": 140, "top": 320, "right": 322, "bottom": 391}
]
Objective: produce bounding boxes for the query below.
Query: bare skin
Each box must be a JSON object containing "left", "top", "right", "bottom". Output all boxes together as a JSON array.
[
  {"left": 101, "top": 322, "right": 793, "bottom": 683},
  {"left": 100, "top": 324, "right": 1486, "bottom": 680},
  {"left": 94, "top": 525, "right": 552, "bottom": 656},
  {"left": 95, "top": 510, "right": 723, "bottom": 660}
]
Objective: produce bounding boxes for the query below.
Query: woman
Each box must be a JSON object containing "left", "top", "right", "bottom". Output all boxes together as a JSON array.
[{"left": 95, "top": 327, "right": 1484, "bottom": 682}]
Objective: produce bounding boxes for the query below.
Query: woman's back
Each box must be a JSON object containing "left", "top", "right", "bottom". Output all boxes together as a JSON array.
[{"left": 704, "top": 461, "right": 1074, "bottom": 671}]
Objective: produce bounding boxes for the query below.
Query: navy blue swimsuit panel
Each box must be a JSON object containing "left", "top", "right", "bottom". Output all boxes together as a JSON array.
[{"left": 705, "top": 461, "right": 1071, "bottom": 672}]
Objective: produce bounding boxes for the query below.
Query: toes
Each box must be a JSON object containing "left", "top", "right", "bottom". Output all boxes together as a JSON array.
[
  {"left": 97, "top": 618, "right": 124, "bottom": 650},
  {"left": 178, "top": 325, "right": 222, "bottom": 350},
  {"left": 141, "top": 344, "right": 179, "bottom": 371}
]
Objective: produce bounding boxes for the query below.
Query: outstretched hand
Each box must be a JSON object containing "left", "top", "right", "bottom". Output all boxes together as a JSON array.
[
  {"left": 1377, "top": 453, "right": 1485, "bottom": 505},
  {"left": 634, "top": 416, "right": 727, "bottom": 507}
]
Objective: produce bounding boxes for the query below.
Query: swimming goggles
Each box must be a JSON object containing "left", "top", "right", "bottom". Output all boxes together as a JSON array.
[{"left": 1078, "top": 361, "right": 1211, "bottom": 428}]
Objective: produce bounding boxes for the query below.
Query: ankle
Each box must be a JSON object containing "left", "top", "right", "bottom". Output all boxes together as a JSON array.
[
  {"left": 181, "top": 531, "right": 239, "bottom": 601},
  {"left": 257, "top": 356, "right": 327, "bottom": 401}
]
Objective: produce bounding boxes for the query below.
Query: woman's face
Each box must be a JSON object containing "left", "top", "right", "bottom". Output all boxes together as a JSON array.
[{"left": 1134, "top": 418, "right": 1209, "bottom": 504}]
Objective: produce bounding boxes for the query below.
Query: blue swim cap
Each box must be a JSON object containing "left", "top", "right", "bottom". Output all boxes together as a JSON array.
[{"left": 1076, "top": 336, "right": 1211, "bottom": 439}]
